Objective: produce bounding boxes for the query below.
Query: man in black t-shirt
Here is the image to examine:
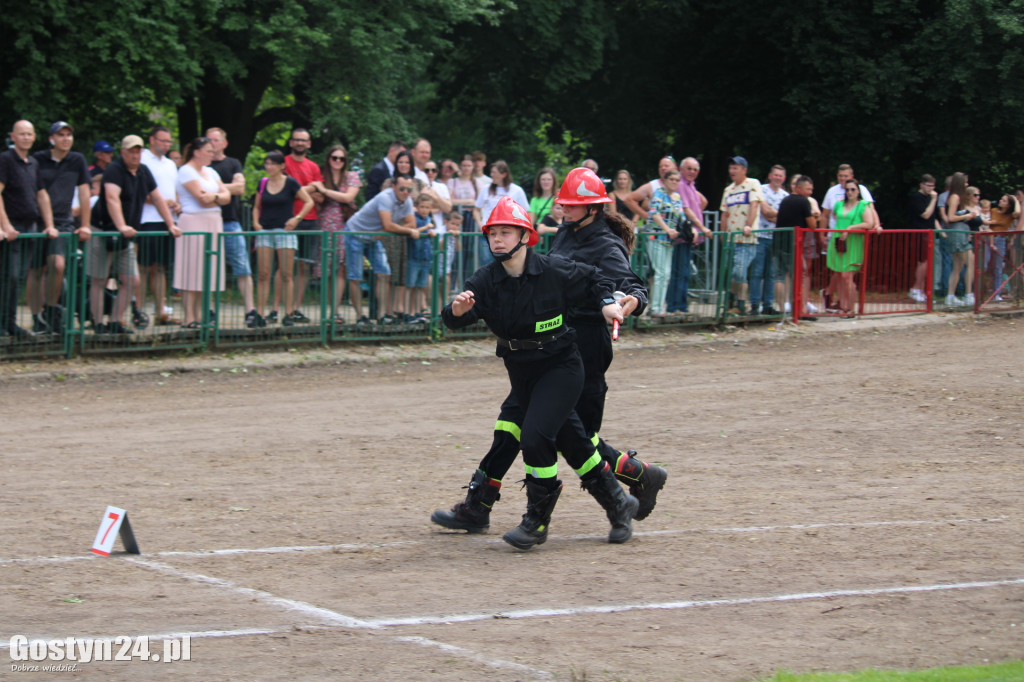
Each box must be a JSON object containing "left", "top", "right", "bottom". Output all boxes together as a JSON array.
[
  {"left": 906, "top": 174, "right": 939, "bottom": 302},
  {"left": 88, "top": 135, "right": 179, "bottom": 334},
  {"left": 29, "top": 121, "right": 93, "bottom": 332},
  {"left": 207, "top": 127, "right": 258, "bottom": 325},
  {"left": 774, "top": 175, "right": 818, "bottom": 320},
  {"left": 0, "top": 120, "right": 56, "bottom": 337}
]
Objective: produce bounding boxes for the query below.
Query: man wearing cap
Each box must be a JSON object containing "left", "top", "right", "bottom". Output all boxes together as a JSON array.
[
  {"left": 28, "top": 121, "right": 92, "bottom": 333},
  {"left": 89, "top": 134, "right": 179, "bottom": 335},
  {"left": 719, "top": 156, "right": 763, "bottom": 315},
  {"left": 90, "top": 140, "right": 114, "bottom": 178},
  {"left": 137, "top": 125, "right": 181, "bottom": 327},
  {"left": 0, "top": 120, "right": 56, "bottom": 338}
]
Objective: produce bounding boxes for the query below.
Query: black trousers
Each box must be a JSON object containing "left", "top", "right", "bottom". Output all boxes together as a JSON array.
[
  {"left": 478, "top": 322, "right": 617, "bottom": 480},
  {"left": 503, "top": 349, "right": 594, "bottom": 475}
]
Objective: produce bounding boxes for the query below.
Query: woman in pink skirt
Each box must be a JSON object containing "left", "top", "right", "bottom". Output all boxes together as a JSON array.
[{"left": 174, "top": 136, "right": 229, "bottom": 328}]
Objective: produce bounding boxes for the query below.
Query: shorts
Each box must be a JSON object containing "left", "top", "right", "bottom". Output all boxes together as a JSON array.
[
  {"left": 908, "top": 229, "right": 931, "bottom": 262},
  {"left": 254, "top": 228, "right": 298, "bottom": 251},
  {"left": 7, "top": 221, "right": 38, "bottom": 279},
  {"left": 802, "top": 231, "right": 820, "bottom": 261},
  {"left": 137, "top": 222, "right": 174, "bottom": 268},
  {"left": 31, "top": 221, "right": 75, "bottom": 265},
  {"left": 222, "top": 220, "right": 252, "bottom": 277},
  {"left": 295, "top": 219, "right": 319, "bottom": 264},
  {"left": 730, "top": 242, "right": 757, "bottom": 285},
  {"left": 385, "top": 234, "right": 407, "bottom": 285},
  {"left": 344, "top": 234, "right": 390, "bottom": 280},
  {"left": 87, "top": 237, "right": 139, "bottom": 279},
  {"left": 406, "top": 258, "right": 430, "bottom": 288}
]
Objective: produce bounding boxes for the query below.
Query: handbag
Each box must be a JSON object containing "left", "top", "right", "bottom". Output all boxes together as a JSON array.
[
  {"left": 341, "top": 202, "right": 357, "bottom": 221},
  {"left": 835, "top": 236, "right": 847, "bottom": 254}
]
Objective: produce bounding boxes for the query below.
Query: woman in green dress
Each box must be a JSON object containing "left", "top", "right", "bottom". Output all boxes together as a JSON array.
[{"left": 827, "top": 179, "right": 879, "bottom": 316}]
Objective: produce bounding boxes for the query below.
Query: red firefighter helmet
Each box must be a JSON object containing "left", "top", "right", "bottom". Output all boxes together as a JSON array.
[
  {"left": 482, "top": 196, "right": 539, "bottom": 246},
  {"left": 556, "top": 167, "right": 612, "bottom": 205}
]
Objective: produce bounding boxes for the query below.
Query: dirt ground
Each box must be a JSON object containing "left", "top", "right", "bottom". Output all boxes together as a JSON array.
[{"left": 0, "top": 314, "right": 1022, "bottom": 681}]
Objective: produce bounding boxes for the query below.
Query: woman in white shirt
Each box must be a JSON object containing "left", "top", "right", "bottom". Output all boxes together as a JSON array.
[
  {"left": 174, "top": 136, "right": 229, "bottom": 328},
  {"left": 473, "top": 160, "right": 529, "bottom": 267}
]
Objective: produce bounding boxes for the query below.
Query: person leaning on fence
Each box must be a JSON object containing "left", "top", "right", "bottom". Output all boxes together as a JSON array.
[
  {"left": 774, "top": 175, "right": 818, "bottom": 318},
  {"left": 406, "top": 193, "right": 436, "bottom": 323},
  {"left": 252, "top": 150, "right": 315, "bottom": 327},
  {"left": 750, "top": 164, "right": 788, "bottom": 316},
  {"left": 668, "top": 157, "right": 712, "bottom": 315},
  {"left": 173, "top": 137, "right": 229, "bottom": 329},
  {"left": 440, "top": 195, "right": 638, "bottom": 550},
  {"left": 136, "top": 125, "right": 181, "bottom": 329},
  {"left": 283, "top": 128, "right": 323, "bottom": 325},
  {"left": 0, "top": 120, "right": 56, "bottom": 339},
  {"left": 343, "top": 173, "right": 419, "bottom": 327},
  {"left": 644, "top": 169, "right": 686, "bottom": 317},
  {"left": 89, "top": 134, "right": 180, "bottom": 335},
  {"left": 30, "top": 120, "right": 92, "bottom": 334}
]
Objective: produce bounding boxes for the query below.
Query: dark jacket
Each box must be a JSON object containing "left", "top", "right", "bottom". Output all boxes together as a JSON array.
[
  {"left": 550, "top": 215, "right": 648, "bottom": 323},
  {"left": 443, "top": 249, "right": 615, "bottom": 363}
]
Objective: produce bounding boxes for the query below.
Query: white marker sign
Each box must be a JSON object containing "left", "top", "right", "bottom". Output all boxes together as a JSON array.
[{"left": 91, "top": 506, "right": 140, "bottom": 556}]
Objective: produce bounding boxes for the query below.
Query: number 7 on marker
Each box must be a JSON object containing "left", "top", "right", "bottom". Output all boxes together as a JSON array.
[
  {"left": 92, "top": 506, "right": 127, "bottom": 556},
  {"left": 100, "top": 512, "right": 120, "bottom": 545}
]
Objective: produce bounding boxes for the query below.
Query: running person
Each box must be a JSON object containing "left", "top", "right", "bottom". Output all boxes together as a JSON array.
[
  {"left": 433, "top": 168, "right": 666, "bottom": 533},
  {"left": 442, "top": 196, "right": 638, "bottom": 549}
]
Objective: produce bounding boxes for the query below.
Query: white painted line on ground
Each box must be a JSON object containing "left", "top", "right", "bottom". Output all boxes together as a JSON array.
[
  {"left": 125, "top": 558, "right": 549, "bottom": 677},
  {"left": 0, "top": 517, "right": 1005, "bottom": 567},
  {"left": 363, "top": 577, "right": 1024, "bottom": 628},
  {"left": 394, "top": 636, "right": 553, "bottom": 679},
  {"left": 126, "top": 557, "right": 376, "bottom": 629}
]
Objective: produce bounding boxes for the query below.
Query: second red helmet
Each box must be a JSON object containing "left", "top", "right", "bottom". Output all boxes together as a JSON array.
[
  {"left": 556, "top": 167, "right": 612, "bottom": 205},
  {"left": 482, "top": 195, "right": 539, "bottom": 246}
]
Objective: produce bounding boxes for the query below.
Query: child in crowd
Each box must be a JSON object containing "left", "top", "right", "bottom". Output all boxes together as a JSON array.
[
  {"left": 407, "top": 194, "right": 436, "bottom": 323},
  {"left": 444, "top": 210, "right": 463, "bottom": 296},
  {"left": 537, "top": 201, "right": 564, "bottom": 234}
]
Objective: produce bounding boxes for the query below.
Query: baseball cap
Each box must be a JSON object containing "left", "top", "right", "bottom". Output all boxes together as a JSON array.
[
  {"left": 93, "top": 140, "right": 114, "bottom": 153},
  {"left": 49, "top": 121, "right": 73, "bottom": 136},
  {"left": 120, "top": 135, "right": 145, "bottom": 150},
  {"left": 729, "top": 156, "right": 748, "bottom": 168}
]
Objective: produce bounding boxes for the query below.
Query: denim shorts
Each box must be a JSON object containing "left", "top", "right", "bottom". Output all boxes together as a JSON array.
[
  {"left": 222, "top": 220, "right": 252, "bottom": 276},
  {"left": 345, "top": 234, "right": 391, "bottom": 280},
  {"left": 254, "top": 228, "right": 298, "bottom": 251},
  {"left": 406, "top": 258, "right": 430, "bottom": 288},
  {"left": 731, "top": 242, "right": 757, "bottom": 284}
]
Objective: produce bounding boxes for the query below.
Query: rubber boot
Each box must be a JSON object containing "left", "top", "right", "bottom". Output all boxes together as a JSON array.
[
  {"left": 582, "top": 462, "right": 639, "bottom": 544},
  {"left": 431, "top": 470, "right": 501, "bottom": 533},
  {"left": 502, "top": 479, "right": 562, "bottom": 550},
  {"left": 613, "top": 450, "right": 667, "bottom": 521}
]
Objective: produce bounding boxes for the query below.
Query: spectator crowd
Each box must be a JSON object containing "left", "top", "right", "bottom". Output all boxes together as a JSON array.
[{"left": 2, "top": 118, "right": 1022, "bottom": 339}]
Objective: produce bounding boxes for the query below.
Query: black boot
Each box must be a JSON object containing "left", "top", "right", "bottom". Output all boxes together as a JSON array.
[
  {"left": 582, "top": 462, "right": 639, "bottom": 544},
  {"left": 502, "top": 478, "right": 562, "bottom": 550},
  {"left": 613, "top": 450, "right": 667, "bottom": 521},
  {"left": 431, "top": 470, "right": 501, "bottom": 533}
]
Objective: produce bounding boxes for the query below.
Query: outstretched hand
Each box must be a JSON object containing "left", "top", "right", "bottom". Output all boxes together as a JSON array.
[{"left": 450, "top": 290, "right": 476, "bottom": 317}]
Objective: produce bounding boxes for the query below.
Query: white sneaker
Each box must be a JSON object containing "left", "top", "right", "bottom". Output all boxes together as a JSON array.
[
  {"left": 783, "top": 302, "right": 792, "bottom": 313},
  {"left": 945, "top": 295, "right": 964, "bottom": 306},
  {"left": 807, "top": 302, "right": 820, "bottom": 314},
  {"left": 909, "top": 288, "right": 926, "bottom": 303},
  {"left": 965, "top": 293, "right": 975, "bottom": 306}
]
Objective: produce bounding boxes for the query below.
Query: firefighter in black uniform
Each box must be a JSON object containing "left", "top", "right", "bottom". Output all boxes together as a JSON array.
[
  {"left": 433, "top": 168, "right": 667, "bottom": 535},
  {"left": 442, "top": 196, "right": 639, "bottom": 550}
]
